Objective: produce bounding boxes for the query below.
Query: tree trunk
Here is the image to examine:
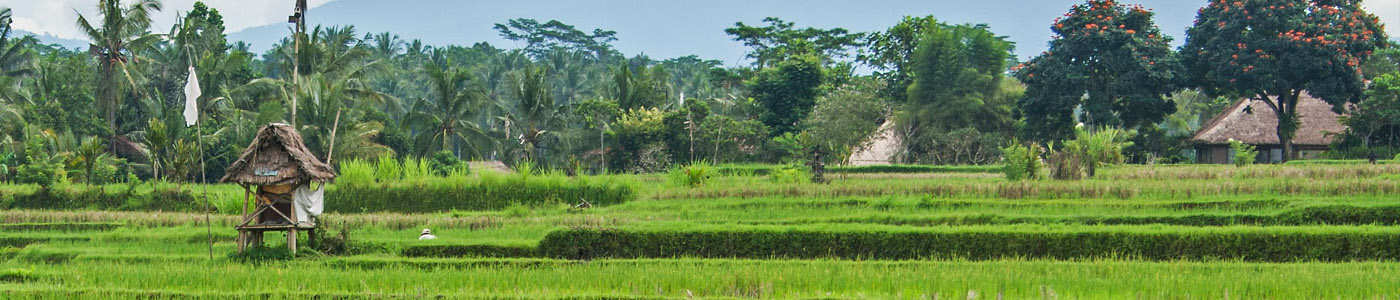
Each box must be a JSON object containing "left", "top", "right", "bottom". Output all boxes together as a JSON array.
[
  {"left": 1273, "top": 92, "right": 1301, "bottom": 163},
  {"left": 101, "top": 60, "right": 117, "bottom": 154}
]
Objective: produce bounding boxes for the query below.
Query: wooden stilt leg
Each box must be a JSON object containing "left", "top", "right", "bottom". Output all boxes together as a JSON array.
[
  {"left": 287, "top": 229, "right": 298, "bottom": 255},
  {"left": 236, "top": 230, "right": 247, "bottom": 253},
  {"left": 307, "top": 229, "right": 317, "bottom": 248},
  {"left": 251, "top": 231, "right": 263, "bottom": 248}
]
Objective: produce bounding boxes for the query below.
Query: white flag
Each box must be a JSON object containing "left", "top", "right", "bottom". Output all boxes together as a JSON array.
[{"left": 183, "top": 66, "right": 201, "bottom": 127}]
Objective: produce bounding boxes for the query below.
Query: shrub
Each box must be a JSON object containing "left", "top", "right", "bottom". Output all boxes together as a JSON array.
[
  {"left": 769, "top": 165, "right": 809, "bottom": 184},
  {"left": 1000, "top": 141, "right": 1042, "bottom": 181},
  {"left": 16, "top": 136, "right": 66, "bottom": 188},
  {"left": 429, "top": 150, "right": 469, "bottom": 176},
  {"left": 1230, "top": 139, "right": 1259, "bottom": 167},
  {"left": 667, "top": 160, "right": 713, "bottom": 187}
]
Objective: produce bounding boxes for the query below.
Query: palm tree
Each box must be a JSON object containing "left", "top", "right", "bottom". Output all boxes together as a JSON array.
[
  {"left": 76, "top": 0, "right": 162, "bottom": 140},
  {"left": 503, "top": 65, "right": 564, "bottom": 161},
  {"left": 0, "top": 7, "right": 35, "bottom": 135},
  {"left": 407, "top": 61, "right": 494, "bottom": 158}
]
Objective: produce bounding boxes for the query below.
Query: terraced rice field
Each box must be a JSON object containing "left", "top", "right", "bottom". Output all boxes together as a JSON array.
[{"left": 3, "top": 164, "right": 1400, "bottom": 299}]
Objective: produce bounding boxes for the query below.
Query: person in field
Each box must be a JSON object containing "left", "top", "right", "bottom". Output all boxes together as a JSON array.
[{"left": 420, "top": 228, "right": 437, "bottom": 240}]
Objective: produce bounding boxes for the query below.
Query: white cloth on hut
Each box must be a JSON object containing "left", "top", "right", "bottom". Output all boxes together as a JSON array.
[{"left": 292, "top": 183, "right": 325, "bottom": 225}]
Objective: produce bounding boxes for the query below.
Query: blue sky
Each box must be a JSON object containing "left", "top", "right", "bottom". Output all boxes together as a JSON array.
[{"left": 6, "top": 0, "right": 1399, "bottom": 66}]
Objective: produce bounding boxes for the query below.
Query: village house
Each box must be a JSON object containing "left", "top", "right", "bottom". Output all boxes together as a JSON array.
[{"left": 1192, "top": 93, "right": 1347, "bottom": 164}]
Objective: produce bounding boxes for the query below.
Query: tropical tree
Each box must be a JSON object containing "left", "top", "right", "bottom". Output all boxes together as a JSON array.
[
  {"left": 1016, "top": 0, "right": 1182, "bottom": 142},
  {"left": 0, "top": 7, "right": 35, "bottom": 137},
  {"left": 748, "top": 54, "right": 824, "bottom": 137},
  {"left": 502, "top": 65, "right": 565, "bottom": 162},
  {"left": 1181, "top": 0, "right": 1387, "bottom": 161},
  {"left": 76, "top": 0, "right": 163, "bottom": 139},
  {"left": 725, "top": 17, "right": 863, "bottom": 68},
  {"left": 407, "top": 61, "right": 493, "bottom": 157}
]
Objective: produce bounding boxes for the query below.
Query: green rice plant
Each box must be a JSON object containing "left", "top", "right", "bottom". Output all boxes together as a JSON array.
[
  {"left": 667, "top": 160, "right": 713, "bottom": 187},
  {"left": 337, "top": 159, "right": 375, "bottom": 187},
  {"left": 539, "top": 224, "right": 1400, "bottom": 261},
  {"left": 374, "top": 155, "right": 401, "bottom": 182},
  {"left": 0, "top": 267, "right": 36, "bottom": 283},
  {"left": 400, "top": 156, "right": 434, "bottom": 181}
]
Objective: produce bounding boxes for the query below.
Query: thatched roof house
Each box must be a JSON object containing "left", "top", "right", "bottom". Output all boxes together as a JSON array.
[
  {"left": 221, "top": 123, "right": 337, "bottom": 186},
  {"left": 1192, "top": 93, "right": 1346, "bottom": 164}
]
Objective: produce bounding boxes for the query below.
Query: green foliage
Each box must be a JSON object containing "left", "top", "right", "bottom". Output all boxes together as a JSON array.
[
  {"left": 338, "top": 159, "right": 375, "bottom": 187},
  {"left": 401, "top": 243, "right": 537, "bottom": 258},
  {"left": 15, "top": 134, "right": 66, "bottom": 188},
  {"left": 1000, "top": 141, "right": 1042, "bottom": 181},
  {"left": 1230, "top": 139, "right": 1259, "bottom": 167},
  {"left": 375, "top": 155, "right": 402, "bottom": 182},
  {"left": 1182, "top": 0, "right": 1387, "bottom": 160},
  {"left": 667, "top": 160, "right": 713, "bottom": 188},
  {"left": 803, "top": 79, "right": 885, "bottom": 164},
  {"left": 769, "top": 131, "right": 814, "bottom": 163},
  {"left": 1047, "top": 126, "right": 1134, "bottom": 179},
  {"left": 1335, "top": 72, "right": 1400, "bottom": 157},
  {"left": 905, "top": 19, "right": 1015, "bottom": 133},
  {"left": 428, "top": 150, "right": 469, "bottom": 176},
  {"left": 724, "top": 17, "right": 863, "bottom": 68},
  {"left": 610, "top": 108, "right": 670, "bottom": 172},
  {"left": 768, "top": 164, "right": 809, "bottom": 184},
  {"left": 330, "top": 171, "right": 635, "bottom": 213},
  {"left": 749, "top": 54, "right": 824, "bottom": 137},
  {"left": 1018, "top": 0, "right": 1181, "bottom": 141},
  {"left": 540, "top": 225, "right": 1400, "bottom": 261},
  {"left": 0, "top": 267, "right": 36, "bottom": 283},
  {"left": 400, "top": 156, "right": 433, "bottom": 180}
]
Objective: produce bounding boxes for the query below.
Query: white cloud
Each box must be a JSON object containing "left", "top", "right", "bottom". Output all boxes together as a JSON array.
[{"left": 1, "top": 0, "right": 335, "bottom": 40}]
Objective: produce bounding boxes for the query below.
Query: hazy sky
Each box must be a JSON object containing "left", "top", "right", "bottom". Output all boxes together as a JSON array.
[{"left": 4, "top": 0, "right": 1398, "bottom": 65}]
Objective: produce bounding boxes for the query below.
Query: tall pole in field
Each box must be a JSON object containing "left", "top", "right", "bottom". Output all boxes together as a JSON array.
[
  {"left": 184, "top": 45, "right": 213, "bottom": 261},
  {"left": 289, "top": 0, "right": 307, "bottom": 127}
]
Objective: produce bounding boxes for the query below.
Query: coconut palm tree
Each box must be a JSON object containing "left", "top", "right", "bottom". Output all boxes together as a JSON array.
[
  {"left": 75, "top": 0, "right": 163, "bottom": 139},
  {"left": 502, "top": 65, "right": 565, "bottom": 162},
  {"left": 407, "top": 61, "right": 494, "bottom": 158},
  {"left": 0, "top": 7, "right": 35, "bottom": 134}
]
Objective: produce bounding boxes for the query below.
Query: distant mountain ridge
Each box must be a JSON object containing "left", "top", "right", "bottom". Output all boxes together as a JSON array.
[{"left": 13, "top": 29, "right": 89, "bottom": 51}]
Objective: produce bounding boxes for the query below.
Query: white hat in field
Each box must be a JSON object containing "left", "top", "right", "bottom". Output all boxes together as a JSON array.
[{"left": 422, "top": 228, "right": 431, "bottom": 235}]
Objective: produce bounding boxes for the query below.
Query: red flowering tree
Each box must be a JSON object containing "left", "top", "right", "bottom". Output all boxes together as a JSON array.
[
  {"left": 1182, "top": 0, "right": 1388, "bottom": 161},
  {"left": 1016, "top": 0, "right": 1182, "bottom": 142}
]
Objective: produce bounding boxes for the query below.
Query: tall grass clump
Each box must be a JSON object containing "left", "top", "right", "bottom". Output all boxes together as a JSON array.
[
  {"left": 668, "top": 160, "right": 713, "bottom": 187},
  {"left": 375, "top": 155, "right": 402, "bottom": 181},
  {"left": 1230, "top": 139, "right": 1259, "bottom": 167},
  {"left": 401, "top": 157, "right": 434, "bottom": 180},
  {"left": 1048, "top": 126, "right": 1133, "bottom": 179},
  {"left": 338, "top": 159, "right": 376, "bottom": 186}
]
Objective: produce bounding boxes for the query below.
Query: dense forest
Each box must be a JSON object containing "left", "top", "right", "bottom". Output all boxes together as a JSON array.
[{"left": 0, "top": 0, "right": 1395, "bottom": 185}]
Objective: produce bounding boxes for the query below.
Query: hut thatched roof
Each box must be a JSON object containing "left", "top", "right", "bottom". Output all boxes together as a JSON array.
[
  {"left": 1192, "top": 92, "right": 1346, "bottom": 146},
  {"left": 220, "top": 124, "right": 337, "bottom": 185}
]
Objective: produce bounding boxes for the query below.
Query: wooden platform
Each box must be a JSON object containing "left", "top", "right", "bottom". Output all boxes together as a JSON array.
[{"left": 237, "top": 224, "right": 317, "bottom": 230}]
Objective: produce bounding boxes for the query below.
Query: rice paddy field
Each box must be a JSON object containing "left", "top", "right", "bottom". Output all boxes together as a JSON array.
[{"left": 4, "top": 163, "right": 1400, "bottom": 299}]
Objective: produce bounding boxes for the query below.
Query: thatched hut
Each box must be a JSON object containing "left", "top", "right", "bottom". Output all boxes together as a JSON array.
[
  {"left": 221, "top": 123, "right": 336, "bottom": 253},
  {"left": 1192, "top": 93, "right": 1346, "bottom": 164}
]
